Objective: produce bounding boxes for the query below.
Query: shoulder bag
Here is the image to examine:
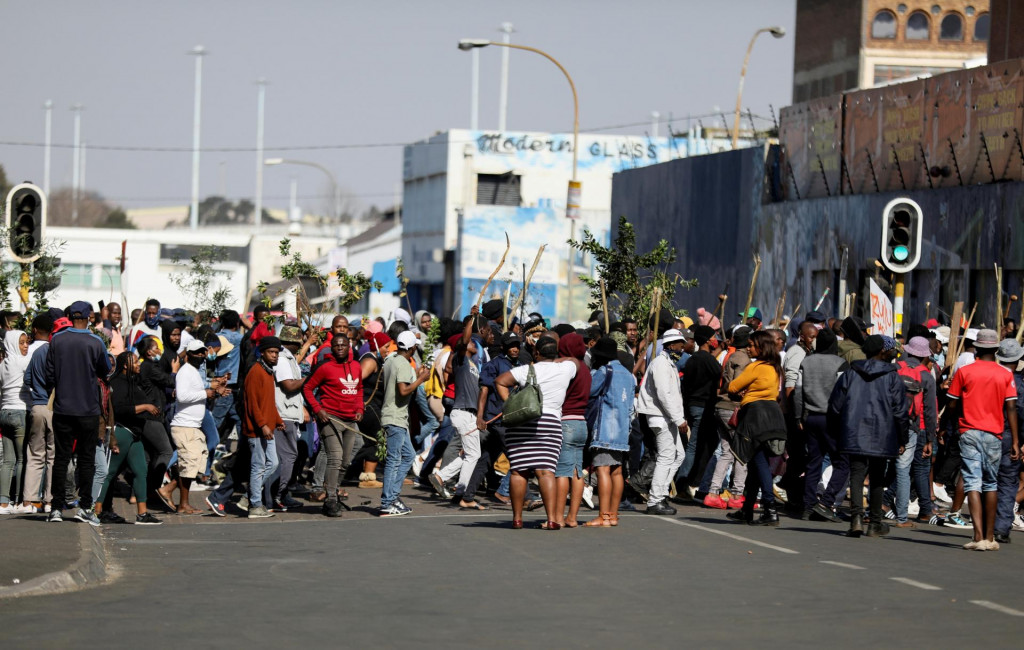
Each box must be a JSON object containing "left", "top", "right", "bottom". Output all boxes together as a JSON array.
[{"left": 502, "top": 363, "right": 543, "bottom": 427}]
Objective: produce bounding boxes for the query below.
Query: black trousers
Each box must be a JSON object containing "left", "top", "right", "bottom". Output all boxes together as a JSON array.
[
  {"left": 140, "top": 420, "right": 173, "bottom": 498},
  {"left": 51, "top": 414, "right": 100, "bottom": 511},
  {"left": 849, "top": 455, "right": 889, "bottom": 523}
]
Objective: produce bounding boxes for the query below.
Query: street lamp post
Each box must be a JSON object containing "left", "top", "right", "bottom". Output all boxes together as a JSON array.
[
  {"left": 731, "top": 26, "right": 785, "bottom": 149},
  {"left": 254, "top": 78, "right": 268, "bottom": 229},
  {"left": 43, "top": 100, "right": 52, "bottom": 196},
  {"left": 264, "top": 158, "right": 341, "bottom": 223},
  {"left": 458, "top": 38, "right": 580, "bottom": 320},
  {"left": 71, "top": 103, "right": 83, "bottom": 223},
  {"left": 188, "top": 45, "right": 207, "bottom": 230}
]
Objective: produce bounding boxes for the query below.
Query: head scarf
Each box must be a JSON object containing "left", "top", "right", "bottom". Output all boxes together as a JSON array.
[
  {"left": 610, "top": 331, "right": 629, "bottom": 353},
  {"left": 2, "top": 329, "right": 29, "bottom": 375},
  {"left": 390, "top": 308, "right": 411, "bottom": 327},
  {"left": 557, "top": 332, "right": 586, "bottom": 361}
]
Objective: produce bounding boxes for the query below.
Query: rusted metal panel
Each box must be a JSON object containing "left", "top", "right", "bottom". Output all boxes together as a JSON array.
[
  {"left": 845, "top": 80, "right": 928, "bottom": 194},
  {"left": 966, "top": 60, "right": 1024, "bottom": 184},
  {"left": 778, "top": 95, "right": 843, "bottom": 199},
  {"left": 924, "top": 68, "right": 972, "bottom": 189}
]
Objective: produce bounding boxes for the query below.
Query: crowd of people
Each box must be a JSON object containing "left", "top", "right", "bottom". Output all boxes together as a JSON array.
[{"left": 0, "top": 294, "right": 1021, "bottom": 550}]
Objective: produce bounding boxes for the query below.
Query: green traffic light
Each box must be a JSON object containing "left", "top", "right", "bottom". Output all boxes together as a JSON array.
[{"left": 892, "top": 245, "right": 910, "bottom": 262}]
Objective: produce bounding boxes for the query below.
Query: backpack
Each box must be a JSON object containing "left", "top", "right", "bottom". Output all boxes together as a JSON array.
[{"left": 896, "top": 360, "right": 926, "bottom": 429}]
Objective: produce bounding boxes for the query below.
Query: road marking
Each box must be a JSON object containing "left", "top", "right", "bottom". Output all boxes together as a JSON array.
[
  {"left": 653, "top": 517, "right": 799, "bottom": 554},
  {"left": 819, "top": 560, "right": 865, "bottom": 570},
  {"left": 969, "top": 600, "right": 1024, "bottom": 617},
  {"left": 890, "top": 577, "right": 942, "bottom": 591}
]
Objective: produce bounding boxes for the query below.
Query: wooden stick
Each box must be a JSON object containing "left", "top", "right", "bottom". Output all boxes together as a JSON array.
[
  {"left": 952, "top": 302, "right": 977, "bottom": 367},
  {"left": 945, "top": 301, "right": 964, "bottom": 370},
  {"left": 742, "top": 254, "right": 762, "bottom": 325},
  {"left": 475, "top": 233, "right": 510, "bottom": 310},
  {"left": 1007, "top": 295, "right": 1018, "bottom": 322},
  {"left": 774, "top": 289, "right": 787, "bottom": 328},
  {"left": 925, "top": 301, "right": 931, "bottom": 323},
  {"left": 507, "top": 244, "right": 546, "bottom": 320},
  {"left": 790, "top": 303, "right": 802, "bottom": 323},
  {"left": 1016, "top": 287, "right": 1024, "bottom": 344},
  {"left": 712, "top": 282, "right": 730, "bottom": 321},
  {"left": 995, "top": 263, "right": 1003, "bottom": 333},
  {"left": 600, "top": 279, "right": 610, "bottom": 333},
  {"left": 651, "top": 287, "right": 664, "bottom": 344},
  {"left": 502, "top": 283, "right": 512, "bottom": 333},
  {"left": 719, "top": 293, "right": 728, "bottom": 342}
]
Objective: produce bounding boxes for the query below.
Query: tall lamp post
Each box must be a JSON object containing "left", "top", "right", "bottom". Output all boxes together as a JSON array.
[
  {"left": 264, "top": 158, "right": 341, "bottom": 223},
  {"left": 731, "top": 26, "right": 785, "bottom": 149},
  {"left": 458, "top": 38, "right": 580, "bottom": 320},
  {"left": 254, "top": 78, "right": 268, "bottom": 229},
  {"left": 188, "top": 45, "right": 207, "bottom": 230}
]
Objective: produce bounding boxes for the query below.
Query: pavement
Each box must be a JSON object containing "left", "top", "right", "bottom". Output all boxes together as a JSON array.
[{"left": 2, "top": 484, "right": 1023, "bottom": 647}]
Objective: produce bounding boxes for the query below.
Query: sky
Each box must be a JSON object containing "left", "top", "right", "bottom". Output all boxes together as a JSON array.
[{"left": 0, "top": 0, "right": 796, "bottom": 218}]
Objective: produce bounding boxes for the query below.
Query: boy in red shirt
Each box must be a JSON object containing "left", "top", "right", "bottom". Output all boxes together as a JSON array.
[
  {"left": 303, "top": 335, "right": 363, "bottom": 517},
  {"left": 947, "top": 329, "right": 1020, "bottom": 550}
]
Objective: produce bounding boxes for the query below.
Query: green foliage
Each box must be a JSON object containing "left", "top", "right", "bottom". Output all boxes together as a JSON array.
[
  {"left": 0, "top": 164, "right": 10, "bottom": 200},
  {"left": 569, "top": 216, "right": 697, "bottom": 332},
  {"left": 278, "top": 238, "right": 321, "bottom": 281},
  {"left": 335, "top": 267, "right": 383, "bottom": 314},
  {"left": 96, "top": 208, "right": 136, "bottom": 229},
  {"left": 170, "top": 245, "right": 234, "bottom": 315},
  {"left": 421, "top": 314, "right": 441, "bottom": 362}
]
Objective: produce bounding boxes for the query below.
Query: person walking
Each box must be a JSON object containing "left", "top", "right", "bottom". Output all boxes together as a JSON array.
[
  {"left": 378, "top": 331, "right": 430, "bottom": 516},
  {"left": 242, "top": 337, "right": 285, "bottom": 519},
  {"left": 553, "top": 332, "right": 591, "bottom": 527},
  {"left": 994, "top": 338, "right": 1024, "bottom": 544},
  {"left": 161, "top": 340, "right": 212, "bottom": 515},
  {"left": 19, "top": 314, "right": 55, "bottom": 512},
  {"left": 271, "top": 325, "right": 316, "bottom": 511},
  {"left": 706, "top": 327, "right": 752, "bottom": 510},
  {"left": 827, "top": 335, "right": 910, "bottom": 538},
  {"left": 947, "top": 329, "right": 1019, "bottom": 550}
]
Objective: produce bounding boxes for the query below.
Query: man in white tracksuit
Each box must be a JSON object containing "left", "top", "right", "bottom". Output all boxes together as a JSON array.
[{"left": 636, "top": 328, "right": 689, "bottom": 515}]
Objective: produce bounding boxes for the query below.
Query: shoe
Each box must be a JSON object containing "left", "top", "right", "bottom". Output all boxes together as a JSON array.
[
  {"left": 272, "top": 500, "right": 289, "bottom": 513},
  {"left": 963, "top": 539, "right": 982, "bottom": 550},
  {"left": 800, "top": 509, "right": 814, "bottom": 520},
  {"left": 205, "top": 495, "right": 226, "bottom": 517},
  {"left": 721, "top": 489, "right": 734, "bottom": 502},
  {"left": 749, "top": 500, "right": 779, "bottom": 526},
  {"left": 916, "top": 513, "right": 941, "bottom": 526},
  {"left": 190, "top": 482, "right": 211, "bottom": 492},
  {"left": 47, "top": 509, "right": 63, "bottom": 523},
  {"left": 884, "top": 509, "right": 896, "bottom": 520},
  {"left": 429, "top": 473, "right": 451, "bottom": 500},
  {"left": 135, "top": 512, "right": 163, "bottom": 526},
  {"left": 279, "top": 495, "right": 303, "bottom": 509},
  {"left": 908, "top": 499, "right": 920, "bottom": 517},
  {"left": 646, "top": 500, "right": 677, "bottom": 516},
  {"left": 13, "top": 503, "right": 38, "bottom": 514},
  {"left": 379, "top": 503, "right": 409, "bottom": 517},
  {"left": 412, "top": 454, "right": 425, "bottom": 478},
  {"left": 865, "top": 521, "right": 890, "bottom": 537},
  {"left": 703, "top": 494, "right": 728, "bottom": 509},
  {"left": 1012, "top": 514, "right": 1024, "bottom": 532},
  {"left": 892, "top": 521, "right": 915, "bottom": 528},
  {"left": 812, "top": 502, "right": 841, "bottom": 523},
  {"left": 309, "top": 490, "right": 327, "bottom": 503},
  {"left": 945, "top": 513, "right": 971, "bottom": 528},
  {"left": 99, "top": 510, "right": 127, "bottom": 524},
  {"left": 626, "top": 475, "right": 650, "bottom": 502},
  {"left": 932, "top": 483, "right": 952, "bottom": 504},
  {"left": 727, "top": 509, "right": 754, "bottom": 523},
  {"left": 322, "top": 500, "right": 344, "bottom": 518},
  {"left": 772, "top": 485, "right": 788, "bottom": 504},
  {"left": 582, "top": 485, "right": 595, "bottom": 510},
  {"left": 727, "top": 496, "right": 746, "bottom": 510},
  {"left": 75, "top": 508, "right": 101, "bottom": 527},
  {"left": 0, "top": 504, "right": 12, "bottom": 514},
  {"left": 847, "top": 514, "right": 864, "bottom": 537},
  {"left": 248, "top": 505, "right": 274, "bottom": 519},
  {"left": 359, "top": 479, "right": 384, "bottom": 488},
  {"left": 237, "top": 495, "right": 250, "bottom": 512},
  {"left": 995, "top": 533, "right": 1011, "bottom": 544},
  {"left": 394, "top": 498, "right": 413, "bottom": 515},
  {"left": 979, "top": 539, "right": 1000, "bottom": 551}
]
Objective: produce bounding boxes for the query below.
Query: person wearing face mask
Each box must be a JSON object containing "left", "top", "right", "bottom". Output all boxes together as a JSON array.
[
  {"left": 161, "top": 340, "right": 213, "bottom": 515},
  {"left": 0, "top": 329, "right": 31, "bottom": 514},
  {"left": 243, "top": 337, "right": 286, "bottom": 519},
  {"left": 128, "top": 298, "right": 162, "bottom": 352}
]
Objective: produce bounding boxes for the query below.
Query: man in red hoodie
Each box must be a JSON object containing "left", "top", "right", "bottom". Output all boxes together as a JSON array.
[{"left": 304, "top": 334, "right": 364, "bottom": 517}]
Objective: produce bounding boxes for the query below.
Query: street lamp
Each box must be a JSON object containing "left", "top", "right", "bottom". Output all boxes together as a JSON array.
[
  {"left": 264, "top": 158, "right": 341, "bottom": 223},
  {"left": 458, "top": 38, "right": 581, "bottom": 319},
  {"left": 731, "top": 26, "right": 785, "bottom": 149},
  {"left": 188, "top": 45, "right": 207, "bottom": 230}
]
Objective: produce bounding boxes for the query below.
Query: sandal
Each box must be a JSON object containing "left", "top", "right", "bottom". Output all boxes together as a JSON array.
[
  {"left": 538, "top": 521, "right": 561, "bottom": 530},
  {"left": 156, "top": 489, "right": 176, "bottom": 512},
  {"left": 512, "top": 519, "right": 523, "bottom": 529},
  {"left": 176, "top": 506, "right": 203, "bottom": 515},
  {"left": 584, "top": 513, "right": 613, "bottom": 527},
  {"left": 563, "top": 521, "right": 579, "bottom": 528},
  {"left": 608, "top": 513, "right": 619, "bottom": 527},
  {"left": 337, "top": 490, "right": 349, "bottom": 501},
  {"left": 525, "top": 499, "right": 545, "bottom": 511},
  {"left": 459, "top": 501, "right": 489, "bottom": 511}
]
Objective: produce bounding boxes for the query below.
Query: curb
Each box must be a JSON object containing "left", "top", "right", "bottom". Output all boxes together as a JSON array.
[{"left": 0, "top": 525, "right": 109, "bottom": 599}]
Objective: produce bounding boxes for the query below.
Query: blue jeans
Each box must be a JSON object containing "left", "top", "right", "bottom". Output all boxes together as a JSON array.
[
  {"left": 677, "top": 405, "right": 704, "bottom": 481},
  {"left": 91, "top": 443, "right": 110, "bottom": 502},
  {"left": 996, "top": 430, "right": 1023, "bottom": 536},
  {"left": 212, "top": 392, "right": 239, "bottom": 437},
  {"left": 743, "top": 445, "right": 774, "bottom": 507},
  {"left": 959, "top": 429, "right": 1001, "bottom": 493},
  {"left": 381, "top": 425, "right": 414, "bottom": 508},
  {"left": 886, "top": 431, "right": 916, "bottom": 522},
  {"left": 911, "top": 436, "right": 936, "bottom": 518},
  {"left": 201, "top": 411, "right": 220, "bottom": 476},
  {"left": 248, "top": 437, "right": 279, "bottom": 508},
  {"left": 497, "top": 471, "right": 511, "bottom": 497},
  {"left": 413, "top": 385, "right": 439, "bottom": 449}
]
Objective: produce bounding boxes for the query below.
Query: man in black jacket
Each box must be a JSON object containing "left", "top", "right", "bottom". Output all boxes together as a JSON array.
[{"left": 827, "top": 335, "right": 909, "bottom": 537}]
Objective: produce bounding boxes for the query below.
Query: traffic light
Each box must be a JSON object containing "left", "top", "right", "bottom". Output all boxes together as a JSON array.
[
  {"left": 880, "top": 197, "right": 922, "bottom": 274},
  {"left": 5, "top": 183, "right": 47, "bottom": 263}
]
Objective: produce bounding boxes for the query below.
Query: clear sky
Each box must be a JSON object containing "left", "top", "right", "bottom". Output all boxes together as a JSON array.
[{"left": 0, "top": 0, "right": 796, "bottom": 218}]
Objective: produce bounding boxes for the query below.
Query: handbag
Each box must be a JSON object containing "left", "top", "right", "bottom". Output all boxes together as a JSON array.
[{"left": 502, "top": 364, "right": 543, "bottom": 427}]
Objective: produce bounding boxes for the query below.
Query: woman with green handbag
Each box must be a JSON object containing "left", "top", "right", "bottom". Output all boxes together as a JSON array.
[{"left": 495, "top": 336, "right": 577, "bottom": 530}]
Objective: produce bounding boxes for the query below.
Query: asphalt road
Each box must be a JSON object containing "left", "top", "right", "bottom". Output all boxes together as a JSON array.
[{"left": 3, "top": 489, "right": 1022, "bottom": 648}]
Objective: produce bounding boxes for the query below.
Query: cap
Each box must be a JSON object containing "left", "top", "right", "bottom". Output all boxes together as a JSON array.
[
  {"left": 368, "top": 332, "right": 391, "bottom": 353},
  {"left": 397, "top": 330, "right": 419, "bottom": 350},
  {"left": 973, "top": 328, "right": 999, "bottom": 349},
  {"left": 482, "top": 299, "right": 504, "bottom": 321},
  {"left": 278, "top": 325, "right": 303, "bottom": 345},
  {"left": 185, "top": 339, "right": 208, "bottom": 353},
  {"left": 501, "top": 332, "right": 522, "bottom": 348},
  {"left": 66, "top": 301, "right": 93, "bottom": 319},
  {"left": 662, "top": 329, "right": 687, "bottom": 344},
  {"left": 693, "top": 325, "right": 716, "bottom": 346},
  {"left": 996, "top": 339, "right": 1024, "bottom": 363},
  {"left": 805, "top": 310, "right": 826, "bottom": 324},
  {"left": 903, "top": 336, "right": 931, "bottom": 358},
  {"left": 862, "top": 334, "right": 885, "bottom": 357},
  {"left": 446, "top": 334, "right": 463, "bottom": 348},
  {"left": 52, "top": 317, "right": 73, "bottom": 334},
  {"left": 924, "top": 318, "right": 940, "bottom": 328},
  {"left": 932, "top": 325, "right": 950, "bottom": 344},
  {"left": 258, "top": 336, "right": 283, "bottom": 352},
  {"left": 739, "top": 307, "right": 763, "bottom": 322},
  {"left": 590, "top": 336, "right": 618, "bottom": 364}
]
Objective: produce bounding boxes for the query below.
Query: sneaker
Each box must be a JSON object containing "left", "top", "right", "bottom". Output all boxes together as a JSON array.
[
  {"left": 932, "top": 483, "right": 952, "bottom": 504},
  {"left": 727, "top": 496, "right": 746, "bottom": 509},
  {"left": 99, "top": 510, "right": 127, "bottom": 524},
  {"left": 247, "top": 505, "right": 274, "bottom": 519},
  {"left": 322, "top": 500, "right": 344, "bottom": 518},
  {"left": 703, "top": 494, "right": 728, "bottom": 509},
  {"left": 1012, "top": 514, "right": 1024, "bottom": 532},
  {"left": 278, "top": 494, "right": 302, "bottom": 509},
  {"left": 411, "top": 454, "right": 425, "bottom": 478},
  {"left": 272, "top": 500, "right": 289, "bottom": 513},
  {"left": 13, "top": 503, "right": 38, "bottom": 514},
  {"left": 646, "top": 500, "right": 677, "bottom": 516},
  {"left": 811, "top": 502, "right": 842, "bottom": 523},
  {"left": 236, "top": 495, "right": 250, "bottom": 512},
  {"left": 582, "top": 485, "right": 595, "bottom": 510},
  {"left": 135, "top": 512, "right": 163, "bottom": 526},
  {"left": 379, "top": 503, "right": 409, "bottom": 517},
  {"left": 0, "top": 504, "right": 12, "bottom": 515},
  {"left": 394, "top": 500, "right": 413, "bottom": 515},
  {"left": 47, "top": 509, "right": 63, "bottom": 523},
  {"left": 190, "top": 482, "right": 211, "bottom": 492},
  {"left": 75, "top": 508, "right": 101, "bottom": 527},
  {"left": 429, "top": 473, "right": 451, "bottom": 500},
  {"left": 772, "top": 485, "right": 788, "bottom": 504},
  {"left": 995, "top": 532, "right": 1011, "bottom": 544},
  {"left": 946, "top": 513, "right": 971, "bottom": 528},
  {"left": 205, "top": 495, "right": 226, "bottom": 517},
  {"left": 908, "top": 499, "right": 920, "bottom": 517}
]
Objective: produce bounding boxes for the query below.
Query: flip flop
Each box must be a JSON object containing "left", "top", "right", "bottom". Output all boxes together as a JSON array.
[
  {"left": 156, "top": 490, "right": 176, "bottom": 511},
  {"left": 459, "top": 502, "right": 488, "bottom": 511},
  {"left": 525, "top": 499, "right": 545, "bottom": 511}
]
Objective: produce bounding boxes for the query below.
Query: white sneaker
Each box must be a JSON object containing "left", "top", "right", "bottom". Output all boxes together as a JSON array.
[
  {"left": 908, "top": 499, "right": 920, "bottom": 517},
  {"left": 13, "top": 503, "right": 38, "bottom": 514},
  {"left": 933, "top": 483, "right": 952, "bottom": 504},
  {"left": 0, "top": 504, "right": 13, "bottom": 514},
  {"left": 582, "top": 485, "right": 595, "bottom": 509},
  {"left": 1012, "top": 514, "right": 1024, "bottom": 532},
  {"left": 411, "top": 454, "right": 425, "bottom": 478}
]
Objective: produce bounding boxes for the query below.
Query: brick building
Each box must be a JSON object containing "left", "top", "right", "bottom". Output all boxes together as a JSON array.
[{"left": 793, "top": 0, "right": 990, "bottom": 102}]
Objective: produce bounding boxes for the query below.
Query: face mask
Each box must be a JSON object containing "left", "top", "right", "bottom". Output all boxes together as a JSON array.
[
  {"left": 187, "top": 355, "right": 204, "bottom": 368},
  {"left": 667, "top": 348, "right": 683, "bottom": 362},
  {"left": 152, "top": 354, "right": 161, "bottom": 362},
  {"left": 207, "top": 352, "right": 218, "bottom": 363},
  {"left": 144, "top": 314, "right": 160, "bottom": 328}
]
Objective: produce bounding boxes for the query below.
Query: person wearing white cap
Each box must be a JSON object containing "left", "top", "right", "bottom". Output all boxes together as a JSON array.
[
  {"left": 951, "top": 328, "right": 979, "bottom": 378},
  {"left": 635, "top": 328, "right": 689, "bottom": 515},
  {"left": 994, "top": 338, "right": 1024, "bottom": 544},
  {"left": 162, "top": 339, "right": 212, "bottom": 515}
]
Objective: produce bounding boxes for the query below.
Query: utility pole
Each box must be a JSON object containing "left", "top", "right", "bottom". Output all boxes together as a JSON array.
[
  {"left": 80, "top": 141, "right": 87, "bottom": 195},
  {"left": 470, "top": 48, "right": 480, "bottom": 130},
  {"left": 189, "top": 45, "right": 207, "bottom": 230},
  {"left": 71, "top": 103, "right": 83, "bottom": 223},
  {"left": 43, "top": 100, "right": 52, "bottom": 196},
  {"left": 254, "top": 78, "right": 267, "bottom": 229},
  {"left": 498, "top": 22, "right": 514, "bottom": 131}
]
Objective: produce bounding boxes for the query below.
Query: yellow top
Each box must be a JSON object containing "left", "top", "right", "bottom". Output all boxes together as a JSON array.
[{"left": 727, "top": 360, "right": 780, "bottom": 406}]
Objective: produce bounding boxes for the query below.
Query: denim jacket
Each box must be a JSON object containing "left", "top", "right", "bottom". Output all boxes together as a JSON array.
[{"left": 587, "top": 360, "right": 636, "bottom": 452}]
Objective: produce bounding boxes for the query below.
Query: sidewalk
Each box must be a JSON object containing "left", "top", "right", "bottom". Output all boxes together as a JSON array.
[{"left": 0, "top": 515, "right": 109, "bottom": 599}]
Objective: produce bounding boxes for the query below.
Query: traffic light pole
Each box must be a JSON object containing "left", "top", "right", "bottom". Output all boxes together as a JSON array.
[
  {"left": 17, "top": 263, "right": 30, "bottom": 308},
  {"left": 894, "top": 274, "right": 905, "bottom": 336}
]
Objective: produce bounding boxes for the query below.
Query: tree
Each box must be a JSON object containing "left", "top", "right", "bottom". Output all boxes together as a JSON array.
[
  {"left": 192, "top": 196, "right": 278, "bottom": 226},
  {"left": 569, "top": 215, "right": 697, "bottom": 331},
  {"left": 0, "top": 163, "right": 10, "bottom": 200},
  {"left": 170, "top": 245, "right": 234, "bottom": 315},
  {"left": 273, "top": 238, "right": 382, "bottom": 326},
  {"left": 96, "top": 208, "right": 137, "bottom": 229},
  {"left": 46, "top": 188, "right": 117, "bottom": 227}
]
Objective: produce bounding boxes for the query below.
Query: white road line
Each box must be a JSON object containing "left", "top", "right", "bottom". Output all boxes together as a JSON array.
[
  {"left": 819, "top": 560, "right": 865, "bottom": 570},
  {"left": 890, "top": 577, "right": 942, "bottom": 591},
  {"left": 653, "top": 517, "right": 799, "bottom": 555},
  {"left": 969, "top": 600, "right": 1024, "bottom": 617}
]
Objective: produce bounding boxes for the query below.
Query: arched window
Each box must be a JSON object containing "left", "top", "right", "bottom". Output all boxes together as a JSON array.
[
  {"left": 872, "top": 10, "right": 897, "bottom": 39},
  {"left": 974, "top": 13, "right": 990, "bottom": 41},
  {"left": 906, "top": 11, "right": 930, "bottom": 40},
  {"left": 940, "top": 13, "right": 963, "bottom": 40}
]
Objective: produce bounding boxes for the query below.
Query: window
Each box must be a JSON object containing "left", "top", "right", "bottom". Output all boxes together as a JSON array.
[
  {"left": 940, "top": 13, "right": 963, "bottom": 40},
  {"left": 872, "top": 10, "right": 897, "bottom": 38},
  {"left": 906, "top": 11, "right": 930, "bottom": 40},
  {"left": 974, "top": 13, "right": 990, "bottom": 41},
  {"left": 897, "top": 3, "right": 907, "bottom": 14},
  {"left": 475, "top": 173, "right": 521, "bottom": 206}
]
